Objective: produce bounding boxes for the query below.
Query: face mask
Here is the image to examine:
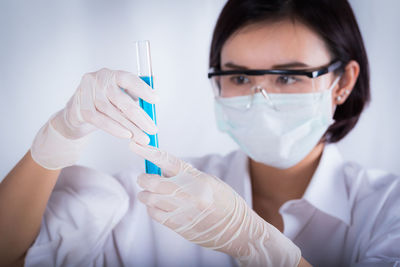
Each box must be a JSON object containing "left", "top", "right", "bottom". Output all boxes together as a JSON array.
[{"left": 214, "top": 78, "right": 339, "bottom": 169}]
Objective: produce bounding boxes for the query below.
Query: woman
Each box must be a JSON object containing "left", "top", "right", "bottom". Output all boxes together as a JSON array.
[{"left": 1, "top": 0, "right": 399, "bottom": 266}]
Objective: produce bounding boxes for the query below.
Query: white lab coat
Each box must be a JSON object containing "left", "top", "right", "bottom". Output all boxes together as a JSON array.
[{"left": 25, "top": 144, "right": 400, "bottom": 267}]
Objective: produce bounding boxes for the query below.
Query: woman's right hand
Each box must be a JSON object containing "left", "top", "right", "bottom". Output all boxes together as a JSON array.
[{"left": 31, "top": 68, "right": 159, "bottom": 170}]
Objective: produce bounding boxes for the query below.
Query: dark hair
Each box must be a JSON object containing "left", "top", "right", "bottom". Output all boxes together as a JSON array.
[{"left": 209, "top": 0, "right": 370, "bottom": 143}]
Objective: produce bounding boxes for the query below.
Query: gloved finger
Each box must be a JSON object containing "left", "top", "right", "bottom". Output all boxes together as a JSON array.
[
  {"left": 152, "top": 204, "right": 204, "bottom": 231},
  {"left": 120, "top": 87, "right": 138, "bottom": 101},
  {"left": 146, "top": 206, "right": 170, "bottom": 225},
  {"left": 129, "top": 142, "right": 186, "bottom": 177},
  {"left": 93, "top": 94, "right": 151, "bottom": 145},
  {"left": 85, "top": 111, "right": 132, "bottom": 139},
  {"left": 106, "top": 84, "right": 158, "bottom": 135},
  {"left": 116, "top": 70, "right": 160, "bottom": 104},
  {"left": 78, "top": 76, "right": 133, "bottom": 139},
  {"left": 137, "top": 173, "right": 179, "bottom": 194},
  {"left": 137, "top": 190, "right": 178, "bottom": 212}
]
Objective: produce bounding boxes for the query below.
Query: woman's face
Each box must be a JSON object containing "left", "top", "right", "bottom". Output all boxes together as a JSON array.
[{"left": 220, "top": 19, "right": 338, "bottom": 107}]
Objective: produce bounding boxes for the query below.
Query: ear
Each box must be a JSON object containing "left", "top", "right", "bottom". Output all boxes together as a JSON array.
[{"left": 333, "top": 60, "right": 360, "bottom": 105}]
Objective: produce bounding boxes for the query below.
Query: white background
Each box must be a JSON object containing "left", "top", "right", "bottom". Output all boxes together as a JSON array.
[{"left": 0, "top": 0, "right": 399, "bottom": 180}]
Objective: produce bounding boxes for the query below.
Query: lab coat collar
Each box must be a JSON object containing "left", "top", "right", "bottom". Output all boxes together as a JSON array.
[
  {"left": 302, "top": 144, "right": 351, "bottom": 226},
  {"left": 227, "top": 144, "right": 351, "bottom": 226}
]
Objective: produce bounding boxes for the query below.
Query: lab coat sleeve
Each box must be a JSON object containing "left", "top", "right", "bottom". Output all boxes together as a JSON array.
[
  {"left": 352, "top": 172, "right": 400, "bottom": 267},
  {"left": 25, "top": 165, "right": 129, "bottom": 267}
]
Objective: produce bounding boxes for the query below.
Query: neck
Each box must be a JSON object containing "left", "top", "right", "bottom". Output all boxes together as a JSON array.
[{"left": 249, "top": 143, "right": 324, "bottom": 206}]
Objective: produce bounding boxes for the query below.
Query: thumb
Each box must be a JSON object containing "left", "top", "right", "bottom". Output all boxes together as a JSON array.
[{"left": 129, "top": 141, "right": 184, "bottom": 177}]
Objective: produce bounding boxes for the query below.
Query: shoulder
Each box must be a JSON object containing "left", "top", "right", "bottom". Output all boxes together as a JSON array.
[
  {"left": 315, "top": 145, "right": 400, "bottom": 262},
  {"left": 26, "top": 165, "right": 131, "bottom": 266},
  {"left": 342, "top": 161, "right": 400, "bottom": 212},
  {"left": 51, "top": 165, "right": 130, "bottom": 225},
  {"left": 341, "top": 161, "right": 400, "bottom": 261},
  {"left": 321, "top": 145, "right": 400, "bottom": 211},
  {"left": 56, "top": 165, "right": 130, "bottom": 208},
  {"left": 58, "top": 165, "right": 127, "bottom": 192}
]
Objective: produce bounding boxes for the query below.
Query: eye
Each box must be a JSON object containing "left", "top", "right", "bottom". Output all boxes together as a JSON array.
[
  {"left": 229, "top": 75, "right": 250, "bottom": 85},
  {"left": 276, "top": 75, "right": 300, "bottom": 85}
]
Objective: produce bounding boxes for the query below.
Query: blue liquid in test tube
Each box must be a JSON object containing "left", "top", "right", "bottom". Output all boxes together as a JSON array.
[
  {"left": 136, "top": 41, "right": 161, "bottom": 175},
  {"left": 139, "top": 76, "right": 161, "bottom": 175}
]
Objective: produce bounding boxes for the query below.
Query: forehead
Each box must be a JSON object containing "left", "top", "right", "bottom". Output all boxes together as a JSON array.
[{"left": 221, "top": 19, "right": 332, "bottom": 68}]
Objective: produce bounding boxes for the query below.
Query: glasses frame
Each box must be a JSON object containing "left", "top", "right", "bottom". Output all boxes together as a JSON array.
[{"left": 208, "top": 60, "right": 343, "bottom": 79}]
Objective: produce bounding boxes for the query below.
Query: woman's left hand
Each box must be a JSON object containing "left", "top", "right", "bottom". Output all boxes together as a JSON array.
[{"left": 130, "top": 142, "right": 302, "bottom": 267}]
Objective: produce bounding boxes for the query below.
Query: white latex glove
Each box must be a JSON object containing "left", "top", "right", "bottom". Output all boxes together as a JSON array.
[
  {"left": 31, "top": 68, "right": 159, "bottom": 170},
  {"left": 129, "top": 142, "right": 301, "bottom": 267}
]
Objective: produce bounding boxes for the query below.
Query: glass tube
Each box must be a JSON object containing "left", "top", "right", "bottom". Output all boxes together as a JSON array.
[{"left": 135, "top": 40, "right": 161, "bottom": 175}]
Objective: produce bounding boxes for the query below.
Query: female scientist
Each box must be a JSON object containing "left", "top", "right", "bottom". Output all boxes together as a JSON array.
[{"left": 1, "top": 0, "right": 399, "bottom": 266}]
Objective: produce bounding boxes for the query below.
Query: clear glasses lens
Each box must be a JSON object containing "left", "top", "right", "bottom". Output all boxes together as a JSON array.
[
  {"left": 211, "top": 74, "right": 322, "bottom": 97},
  {"left": 210, "top": 73, "right": 335, "bottom": 111}
]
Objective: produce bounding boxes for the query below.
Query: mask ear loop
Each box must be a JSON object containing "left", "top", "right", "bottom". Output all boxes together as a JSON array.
[
  {"left": 329, "top": 75, "right": 342, "bottom": 92},
  {"left": 329, "top": 75, "right": 342, "bottom": 114},
  {"left": 310, "top": 75, "right": 342, "bottom": 113}
]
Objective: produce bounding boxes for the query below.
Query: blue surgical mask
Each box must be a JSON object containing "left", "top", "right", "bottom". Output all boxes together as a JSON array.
[{"left": 214, "top": 77, "right": 339, "bottom": 169}]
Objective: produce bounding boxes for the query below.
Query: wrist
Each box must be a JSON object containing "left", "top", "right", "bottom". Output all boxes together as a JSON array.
[
  {"left": 31, "top": 115, "right": 89, "bottom": 170},
  {"left": 51, "top": 109, "right": 94, "bottom": 140}
]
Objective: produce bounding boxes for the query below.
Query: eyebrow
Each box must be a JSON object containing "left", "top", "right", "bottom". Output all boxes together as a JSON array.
[{"left": 223, "top": 61, "right": 310, "bottom": 70}]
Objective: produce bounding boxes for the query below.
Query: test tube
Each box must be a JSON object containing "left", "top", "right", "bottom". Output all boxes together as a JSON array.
[{"left": 136, "top": 40, "right": 161, "bottom": 175}]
